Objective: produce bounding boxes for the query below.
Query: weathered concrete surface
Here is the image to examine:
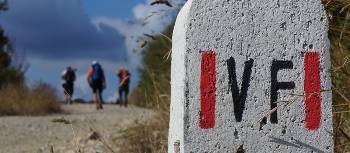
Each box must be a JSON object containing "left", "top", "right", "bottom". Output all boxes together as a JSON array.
[{"left": 169, "top": 0, "right": 333, "bottom": 152}]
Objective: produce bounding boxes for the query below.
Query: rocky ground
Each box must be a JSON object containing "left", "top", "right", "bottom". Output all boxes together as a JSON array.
[{"left": 0, "top": 104, "right": 154, "bottom": 153}]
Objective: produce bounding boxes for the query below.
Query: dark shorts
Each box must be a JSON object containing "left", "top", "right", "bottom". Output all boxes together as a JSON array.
[
  {"left": 62, "top": 82, "right": 74, "bottom": 96},
  {"left": 91, "top": 80, "right": 103, "bottom": 93},
  {"left": 119, "top": 84, "right": 129, "bottom": 93}
]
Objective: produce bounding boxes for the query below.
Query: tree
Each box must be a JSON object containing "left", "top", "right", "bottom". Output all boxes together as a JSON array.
[
  {"left": 0, "top": 0, "right": 7, "bottom": 11},
  {"left": 0, "top": 0, "right": 24, "bottom": 86}
]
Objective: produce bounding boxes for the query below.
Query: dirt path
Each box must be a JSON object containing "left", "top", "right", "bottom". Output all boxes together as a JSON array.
[{"left": 0, "top": 104, "right": 154, "bottom": 153}]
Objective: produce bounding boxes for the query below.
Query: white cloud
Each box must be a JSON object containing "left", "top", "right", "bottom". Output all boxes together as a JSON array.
[
  {"left": 75, "top": 73, "right": 90, "bottom": 98},
  {"left": 82, "top": 0, "right": 186, "bottom": 100},
  {"left": 92, "top": 0, "right": 185, "bottom": 68}
]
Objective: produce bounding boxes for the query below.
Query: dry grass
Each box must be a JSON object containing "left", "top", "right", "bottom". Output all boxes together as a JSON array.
[
  {"left": 322, "top": 0, "right": 350, "bottom": 152},
  {"left": 116, "top": 99, "right": 169, "bottom": 153},
  {"left": 0, "top": 82, "right": 62, "bottom": 116},
  {"left": 116, "top": 60, "right": 170, "bottom": 153},
  {"left": 116, "top": 26, "right": 172, "bottom": 153}
]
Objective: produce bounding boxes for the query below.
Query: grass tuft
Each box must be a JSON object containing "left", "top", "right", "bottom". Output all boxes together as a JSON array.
[{"left": 0, "top": 82, "right": 62, "bottom": 116}]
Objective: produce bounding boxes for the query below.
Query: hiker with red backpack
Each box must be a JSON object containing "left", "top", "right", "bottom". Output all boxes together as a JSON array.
[
  {"left": 61, "top": 66, "right": 76, "bottom": 104},
  {"left": 117, "top": 67, "right": 130, "bottom": 107},
  {"left": 87, "top": 61, "right": 106, "bottom": 110}
]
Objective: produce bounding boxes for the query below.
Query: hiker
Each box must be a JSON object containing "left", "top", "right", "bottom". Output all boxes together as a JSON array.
[
  {"left": 61, "top": 66, "right": 76, "bottom": 104},
  {"left": 117, "top": 67, "right": 130, "bottom": 107},
  {"left": 87, "top": 61, "right": 106, "bottom": 110}
]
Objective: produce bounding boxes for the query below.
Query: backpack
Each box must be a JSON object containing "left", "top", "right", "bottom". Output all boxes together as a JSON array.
[
  {"left": 92, "top": 64, "right": 103, "bottom": 81},
  {"left": 63, "top": 68, "right": 76, "bottom": 82}
]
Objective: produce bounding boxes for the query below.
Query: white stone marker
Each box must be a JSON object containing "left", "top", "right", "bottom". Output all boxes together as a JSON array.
[{"left": 169, "top": 0, "right": 333, "bottom": 152}]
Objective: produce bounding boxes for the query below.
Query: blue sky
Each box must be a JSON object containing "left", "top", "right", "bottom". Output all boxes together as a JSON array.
[{"left": 0, "top": 0, "right": 184, "bottom": 102}]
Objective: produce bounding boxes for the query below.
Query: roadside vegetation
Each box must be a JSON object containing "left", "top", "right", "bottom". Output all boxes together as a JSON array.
[
  {"left": 0, "top": 2, "right": 62, "bottom": 116},
  {"left": 116, "top": 25, "right": 172, "bottom": 153},
  {"left": 324, "top": 0, "right": 350, "bottom": 152},
  {"left": 0, "top": 83, "right": 62, "bottom": 116}
]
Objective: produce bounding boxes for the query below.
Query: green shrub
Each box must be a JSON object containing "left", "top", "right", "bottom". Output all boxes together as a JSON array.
[
  {"left": 117, "top": 25, "right": 173, "bottom": 153},
  {"left": 129, "top": 25, "right": 172, "bottom": 108}
]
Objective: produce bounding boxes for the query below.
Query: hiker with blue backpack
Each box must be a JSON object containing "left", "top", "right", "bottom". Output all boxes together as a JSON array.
[{"left": 87, "top": 61, "right": 106, "bottom": 110}]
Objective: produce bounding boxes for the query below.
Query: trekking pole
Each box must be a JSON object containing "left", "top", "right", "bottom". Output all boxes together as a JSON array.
[{"left": 119, "top": 76, "right": 129, "bottom": 87}]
